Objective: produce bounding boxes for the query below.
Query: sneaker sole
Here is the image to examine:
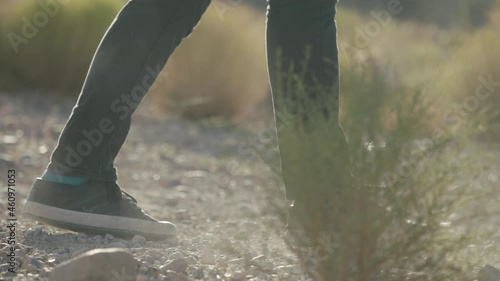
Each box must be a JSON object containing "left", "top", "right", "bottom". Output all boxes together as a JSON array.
[{"left": 23, "top": 201, "right": 176, "bottom": 240}]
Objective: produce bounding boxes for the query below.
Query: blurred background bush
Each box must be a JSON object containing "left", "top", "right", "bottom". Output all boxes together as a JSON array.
[
  {"left": 1, "top": 1, "right": 499, "bottom": 279},
  {"left": 147, "top": 5, "right": 268, "bottom": 121},
  {"left": 1, "top": 0, "right": 499, "bottom": 123},
  {"left": 0, "top": 0, "right": 123, "bottom": 93},
  {"left": 339, "top": 0, "right": 497, "bottom": 28}
]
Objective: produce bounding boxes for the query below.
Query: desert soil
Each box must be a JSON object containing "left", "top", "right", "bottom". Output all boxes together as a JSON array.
[
  {"left": 0, "top": 92, "right": 310, "bottom": 281},
  {"left": 0, "top": 92, "right": 499, "bottom": 281}
]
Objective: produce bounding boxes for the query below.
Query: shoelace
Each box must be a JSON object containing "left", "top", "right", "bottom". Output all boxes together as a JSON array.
[{"left": 107, "top": 183, "right": 143, "bottom": 213}]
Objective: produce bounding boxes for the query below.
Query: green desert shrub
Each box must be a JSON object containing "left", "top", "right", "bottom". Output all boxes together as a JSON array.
[
  {"left": 426, "top": 28, "right": 500, "bottom": 140},
  {"left": 0, "top": 0, "right": 123, "bottom": 94},
  {"left": 339, "top": 0, "right": 496, "bottom": 28},
  {"left": 273, "top": 54, "right": 499, "bottom": 280}
]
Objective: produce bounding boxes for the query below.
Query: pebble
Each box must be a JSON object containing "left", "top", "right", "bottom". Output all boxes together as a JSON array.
[
  {"left": 245, "top": 266, "right": 263, "bottom": 278},
  {"left": 46, "top": 254, "right": 57, "bottom": 264},
  {"left": 169, "top": 251, "right": 185, "bottom": 260},
  {"left": 479, "top": 265, "right": 500, "bottom": 281},
  {"left": 104, "top": 234, "right": 114, "bottom": 240},
  {"left": 131, "top": 235, "right": 147, "bottom": 245},
  {"left": 192, "top": 267, "right": 204, "bottom": 279},
  {"left": 142, "top": 255, "right": 155, "bottom": 264},
  {"left": 139, "top": 266, "right": 156, "bottom": 275},
  {"left": 16, "top": 248, "right": 28, "bottom": 260},
  {"left": 107, "top": 242, "right": 128, "bottom": 248},
  {"left": 230, "top": 270, "right": 246, "bottom": 280},
  {"left": 49, "top": 248, "right": 138, "bottom": 281},
  {"left": 21, "top": 257, "right": 44, "bottom": 273},
  {"left": 274, "top": 264, "right": 302, "bottom": 275},
  {"left": 227, "top": 258, "right": 243, "bottom": 264},
  {"left": 164, "top": 270, "right": 190, "bottom": 281},
  {"left": 40, "top": 266, "right": 50, "bottom": 278},
  {"left": 161, "top": 258, "right": 188, "bottom": 273},
  {"left": 92, "top": 235, "right": 104, "bottom": 243},
  {"left": 175, "top": 209, "right": 191, "bottom": 220},
  {"left": 25, "top": 228, "right": 45, "bottom": 238},
  {"left": 0, "top": 158, "right": 15, "bottom": 168}
]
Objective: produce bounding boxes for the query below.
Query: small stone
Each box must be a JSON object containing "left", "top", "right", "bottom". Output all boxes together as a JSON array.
[
  {"left": 168, "top": 251, "right": 185, "bottom": 260},
  {"left": 24, "top": 228, "right": 41, "bottom": 239},
  {"left": 92, "top": 235, "right": 104, "bottom": 243},
  {"left": 107, "top": 242, "right": 127, "bottom": 248},
  {"left": 250, "top": 255, "right": 269, "bottom": 269},
  {"left": 227, "top": 258, "right": 244, "bottom": 264},
  {"left": 164, "top": 270, "right": 190, "bottom": 281},
  {"left": 246, "top": 266, "right": 263, "bottom": 278},
  {"left": 0, "top": 263, "right": 8, "bottom": 273},
  {"left": 175, "top": 209, "right": 190, "bottom": 220},
  {"left": 16, "top": 248, "right": 28, "bottom": 259},
  {"left": 131, "top": 235, "right": 147, "bottom": 245},
  {"left": 49, "top": 248, "right": 138, "bottom": 281},
  {"left": 21, "top": 257, "right": 44, "bottom": 273},
  {"left": 192, "top": 267, "right": 204, "bottom": 279},
  {"left": 274, "top": 264, "right": 302, "bottom": 275},
  {"left": 138, "top": 266, "right": 156, "bottom": 275},
  {"left": 161, "top": 258, "right": 188, "bottom": 273},
  {"left": 142, "top": 255, "right": 155, "bottom": 264},
  {"left": 40, "top": 267, "right": 50, "bottom": 278},
  {"left": 0, "top": 157, "right": 15, "bottom": 169},
  {"left": 2, "top": 136, "right": 17, "bottom": 144},
  {"left": 479, "top": 265, "right": 500, "bottom": 281},
  {"left": 104, "top": 234, "right": 114, "bottom": 240},
  {"left": 46, "top": 254, "right": 57, "bottom": 264},
  {"left": 231, "top": 270, "right": 246, "bottom": 280}
]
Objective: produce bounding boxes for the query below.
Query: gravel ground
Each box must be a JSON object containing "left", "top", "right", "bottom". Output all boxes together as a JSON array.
[
  {"left": 0, "top": 93, "right": 309, "bottom": 281},
  {"left": 0, "top": 92, "right": 499, "bottom": 281}
]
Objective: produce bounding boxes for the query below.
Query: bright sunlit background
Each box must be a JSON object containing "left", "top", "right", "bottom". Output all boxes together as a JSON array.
[{"left": 0, "top": 1, "right": 499, "bottom": 280}]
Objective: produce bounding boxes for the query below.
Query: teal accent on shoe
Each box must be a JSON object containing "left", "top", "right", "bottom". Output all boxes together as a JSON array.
[{"left": 41, "top": 172, "right": 89, "bottom": 186}]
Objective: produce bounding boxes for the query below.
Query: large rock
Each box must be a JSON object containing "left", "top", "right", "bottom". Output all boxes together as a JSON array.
[
  {"left": 49, "top": 248, "right": 138, "bottom": 281},
  {"left": 479, "top": 265, "right": 500, "bottom": 281}
]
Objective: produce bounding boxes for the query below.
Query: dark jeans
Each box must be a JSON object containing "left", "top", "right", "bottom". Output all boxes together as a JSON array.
[{"left": 46, "top": 0, "right": 345, "bottom": 201}]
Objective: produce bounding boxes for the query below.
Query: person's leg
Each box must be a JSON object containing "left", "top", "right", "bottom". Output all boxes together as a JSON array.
[
  {"left": 23, "top": 0, "right": 211, "bottom": 240},
  {"left": 266, "top": 0, "right": 351, "bottom": 234},
  {"left": 46, "top": 0, "right": 210, "bottom": 182}
]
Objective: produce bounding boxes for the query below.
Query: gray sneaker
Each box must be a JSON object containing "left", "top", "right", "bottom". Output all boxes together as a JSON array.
[{"left": 23, "top": 178, "right": 176, "bottom": 240}]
